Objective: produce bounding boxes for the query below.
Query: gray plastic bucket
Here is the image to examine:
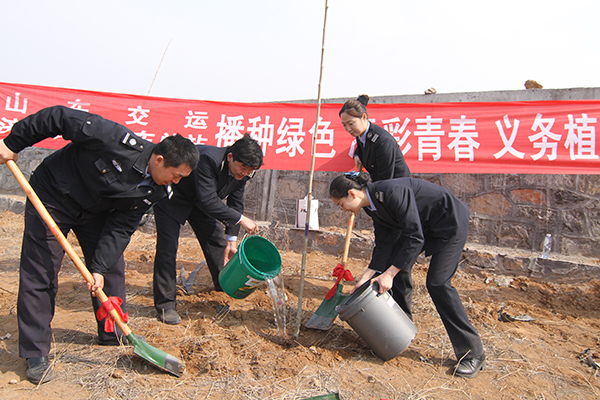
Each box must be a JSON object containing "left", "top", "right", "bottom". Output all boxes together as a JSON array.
[{"left": 336, "top": 281, "right": 417, "bottom": 361}]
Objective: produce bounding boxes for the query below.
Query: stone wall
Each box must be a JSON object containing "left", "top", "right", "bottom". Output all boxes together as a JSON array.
[{"left": 241, "top": 170, "right": 600, "bottom": 259}]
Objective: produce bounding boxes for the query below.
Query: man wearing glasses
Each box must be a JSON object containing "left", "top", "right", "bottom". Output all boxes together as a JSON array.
[{"left": 152, "top": 134, "right": 263, "bottom": 324}]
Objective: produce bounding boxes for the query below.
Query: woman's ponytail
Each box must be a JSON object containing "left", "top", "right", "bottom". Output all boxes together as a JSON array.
[
  {"left": 339, "top": 94, "right": 370, "bottom": 118},
  {"left": 329, "top": 172, "right": 370, "bottom": 199}
]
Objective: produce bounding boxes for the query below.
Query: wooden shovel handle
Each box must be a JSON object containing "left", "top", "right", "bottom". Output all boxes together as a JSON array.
[
  {"left": 341, "top": 213, "right": 355, "bottom": 266},
  {"left": 6, "top": 160, "right": 132, "bottom": 336}
]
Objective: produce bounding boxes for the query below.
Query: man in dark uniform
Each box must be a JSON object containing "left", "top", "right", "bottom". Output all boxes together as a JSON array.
[
  {"left": 0, "top": 105, "right": 199, "bottom": 384},
  {"left": 153, "top": 134, "right": 262, "bottom": 325}
]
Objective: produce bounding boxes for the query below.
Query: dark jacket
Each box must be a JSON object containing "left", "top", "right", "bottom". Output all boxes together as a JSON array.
[
  {"left": 4, "top": 106, "right": 166, "bottom": 274},
  {"left": 154, "top": 145, "right": 250, "bottom": 236},
  {"left": 364, "top": 178, "right": 470, "bottom": 273},
  {"left": 354, "top": 123, "right": 411, "bottom": 181}
]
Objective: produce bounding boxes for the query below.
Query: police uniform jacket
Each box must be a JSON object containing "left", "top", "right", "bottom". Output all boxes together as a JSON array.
[
  {"left": 364, "top": 178, "right": 470, "bottom": 273},
  {"left": 354, "top": 123, "right": 411, "bottom": 181},
  {"left": 156, "top": 144, "right": 249, "bottom": 237},
  {"left": 3, "top": 106, "right": 167, "bottom": 275}
]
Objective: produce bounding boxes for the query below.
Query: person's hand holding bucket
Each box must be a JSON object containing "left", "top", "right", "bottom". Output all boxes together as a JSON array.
[
  {"left": 224, "top": 241, "right": 237, "bottom": 265},
  {"left": 352, "top": 265, "right": 401, "bottom": 295},
  {"left": 351, "top": 269, "right": 375, "bottom": 294},
  {"left": 370, "top": 265, "right": 400, "bottom": 294},
  {"left": 239, "top": 215, "right": 259, "bottom": 234},
  {"left": 223, "top": 215, "right": 260, "bottom": 267}
]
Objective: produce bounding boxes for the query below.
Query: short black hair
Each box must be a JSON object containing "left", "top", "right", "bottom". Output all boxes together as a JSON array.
[
  {"left": 229, "top": 134, "right": 263, "bottom": 169},
  {"left": 153, "top": 134, "right": 199, "bottom": 169}
]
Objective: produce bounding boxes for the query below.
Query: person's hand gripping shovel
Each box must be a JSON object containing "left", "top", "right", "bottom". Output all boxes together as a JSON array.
[
  {"left": 305, "top": 213, "right": 355, "bottom": 330},
  {"left": 6, "top": 160, "right": 185, "bottom": 377}
]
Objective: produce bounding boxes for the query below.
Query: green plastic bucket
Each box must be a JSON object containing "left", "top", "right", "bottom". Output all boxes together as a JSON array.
[{"left": 218, "top": 236, "right": 282, "bottom": 299}]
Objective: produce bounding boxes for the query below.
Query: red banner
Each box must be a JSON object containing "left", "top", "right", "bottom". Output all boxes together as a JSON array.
[{"left": 1, "top": 81, "right": 599, "bottom": 174}]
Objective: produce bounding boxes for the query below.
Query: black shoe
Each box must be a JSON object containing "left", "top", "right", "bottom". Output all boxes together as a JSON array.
[
  {"left": 157, "top": 309, "right": 182, "bottom": 325},
  {"left": 454, "top": 354, "right": 486, "bottom": 378},
  {"left": 26, "top": 356, "right": 54, "bottom": 384}
]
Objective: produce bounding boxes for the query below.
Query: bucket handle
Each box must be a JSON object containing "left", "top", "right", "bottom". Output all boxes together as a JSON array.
[
  {"left": 371, "top": 281, "right": 394, "bottom": 298},
  {"left": 240, "top": 220, "right": 278, "bottom": 243}
]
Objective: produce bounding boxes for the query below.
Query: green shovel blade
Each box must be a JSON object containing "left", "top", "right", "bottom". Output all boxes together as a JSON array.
[
  {"left": 302, "top": 394, "right": 340, "bottom": 400},
  {"left": 305, "top": 284, "right": 348, "bottom": 330},
  {"left": 126, "top": 333, "right": 185, "bottom": 377}
]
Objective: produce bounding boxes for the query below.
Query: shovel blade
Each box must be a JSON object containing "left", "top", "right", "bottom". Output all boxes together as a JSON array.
[
  {"left": 127, "top": 333, "right": 185, "bottom": 377},
  {"left": 305, "top": 285, "right": 348, "bottom": 331}
]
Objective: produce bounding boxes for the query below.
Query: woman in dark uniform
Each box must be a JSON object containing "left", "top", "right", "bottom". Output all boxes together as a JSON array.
[
  {"left": 329, "top": 172, "right": 485, "bottom": 378},
  {"left": 339, "top": 94, "right": 411, "bottom": 180},
  {"left": 340, "top": 95, "right": 415, "bottom": 310}
]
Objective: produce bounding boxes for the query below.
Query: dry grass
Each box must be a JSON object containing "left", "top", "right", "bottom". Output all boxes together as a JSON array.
[
  {"left": 40, "top": 292, "right": 598, "bottom": 400},
  {"left": 2, "top": 211, "right": 600, "bottom": 399}
]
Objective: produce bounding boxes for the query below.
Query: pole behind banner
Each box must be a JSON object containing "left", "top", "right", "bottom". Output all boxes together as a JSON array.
[{"left": 293, "top": 0, "right": 329, "bottom": 339}]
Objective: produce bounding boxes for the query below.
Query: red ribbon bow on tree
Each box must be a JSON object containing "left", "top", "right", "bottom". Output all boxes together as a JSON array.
[
  {"left": 325, "top": 263, "right": 354, "bottom": 300},
  {"left": 96, "top": 296, "right": 128, "bottom": 333}
]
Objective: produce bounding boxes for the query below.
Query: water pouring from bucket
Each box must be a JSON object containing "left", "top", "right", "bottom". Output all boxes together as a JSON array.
[
  {"left": 265, "top": 274, "right": 287, "bottom": 337},
  {"left": 219, "top": 235, "right": 287, "bottom": 337}
]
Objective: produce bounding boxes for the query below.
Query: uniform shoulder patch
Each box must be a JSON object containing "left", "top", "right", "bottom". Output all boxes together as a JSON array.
[
  {"left": 120, "top": 132, "right": 145, "bottom": 152},
  {"left": 374, "top": 191, "right": 384, "bottom": 202}
]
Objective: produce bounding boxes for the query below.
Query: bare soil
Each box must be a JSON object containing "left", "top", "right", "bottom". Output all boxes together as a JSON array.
[{"left": 1, "top": 210, "right": 600, "bottom": 399}]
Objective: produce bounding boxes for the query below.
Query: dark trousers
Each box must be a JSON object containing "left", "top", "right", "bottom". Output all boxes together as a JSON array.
[
  {"left": 390, "top": 231, "right": 483, "bottom": 361},
  {"left": 18, "top": 184, "right": 126, "bottom": 359},
  {"left": 153, "top": 204, "right": 226, "bottom": 311}
]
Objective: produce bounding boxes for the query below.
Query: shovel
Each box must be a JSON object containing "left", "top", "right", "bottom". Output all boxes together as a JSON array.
[
  {"left": 305, "top": 213, "right": 355, "bottom": 330},
  {"left": 6, "top": 160, "right": 185, "bottom": 377}
]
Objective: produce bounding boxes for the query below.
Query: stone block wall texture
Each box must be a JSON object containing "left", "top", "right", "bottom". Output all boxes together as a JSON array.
[
  {"left": 1, "top": 88, "right": 599, "bottom": 260},
  {"left": 243, "top": 170, "right": 600, "bottom": 259},
  {"left": 3, "top": 151, "right": 597, "bottom": 259}
]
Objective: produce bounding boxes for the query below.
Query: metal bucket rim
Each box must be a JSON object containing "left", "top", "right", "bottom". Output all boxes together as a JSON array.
[{"left": 336, "top": 281, "right": 383, "bottom": 321}]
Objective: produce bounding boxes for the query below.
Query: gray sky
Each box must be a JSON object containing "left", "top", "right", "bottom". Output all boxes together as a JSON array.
[{"left": 2, "top": 0, "right": 599, "bottom": 102}]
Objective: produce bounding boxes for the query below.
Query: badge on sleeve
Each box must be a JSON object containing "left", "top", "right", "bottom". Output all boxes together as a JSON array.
[
  {"left": 112, "top": 159, "right": 123, "bottom": 172},
  {"left": 375, "top": 191, "right": 384, "bottom": 202}
]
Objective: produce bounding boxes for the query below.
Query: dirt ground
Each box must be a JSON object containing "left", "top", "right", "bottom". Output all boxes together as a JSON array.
[{"left": 1, "top": 210, "right": 600, "bottom": 400}]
